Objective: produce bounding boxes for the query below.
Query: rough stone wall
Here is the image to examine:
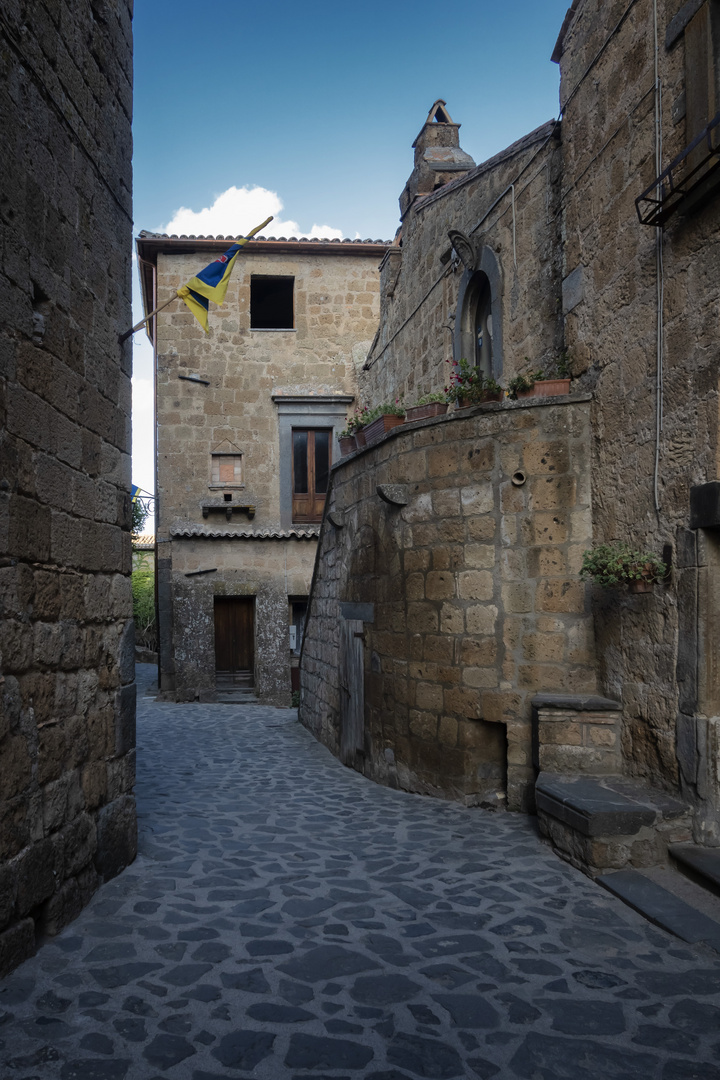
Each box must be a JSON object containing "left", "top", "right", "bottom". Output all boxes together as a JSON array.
[
  {"left": 558, "top": 0, "right": 720, "bottom": 811},
  {"left": 168, "top": 536, "right": 317, "bottom": 705},
  {"left": 149, "top": 244, "right": 383, "bottom": 702},
  {"left": 300, "top": 398, "right": 595, "bottom": 811},
  {"left": 0, "top": 1, "right": 136, "bottom": 975},
  {"left": 360, "top": 128, "right": 563, "bottom": 408}
]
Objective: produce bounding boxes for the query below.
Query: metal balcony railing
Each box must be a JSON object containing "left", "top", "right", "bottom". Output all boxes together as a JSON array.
[{"left": 636, "top": 112, "right": 720, "bottom": 226}]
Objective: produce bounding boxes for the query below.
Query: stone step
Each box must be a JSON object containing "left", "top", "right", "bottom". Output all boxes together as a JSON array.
[
  {"left": 535, "top": 772, "right": 692, "bottom": 877},
  {"left": 215, "top": 692, "right": 259, "bottom": 704},
  {"left": 536, "top": 772, "right": 686, "bottom": 836},
  {"left": 598, "top": 868, "right": 720, "bottom": 952},
  {"left": 670, "top": 844, "right": 720, "bottom": 898}
]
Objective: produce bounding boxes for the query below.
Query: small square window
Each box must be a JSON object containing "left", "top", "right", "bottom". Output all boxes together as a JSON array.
[{"left": 251, "top": 276, "right": 294, "bottom": 329}]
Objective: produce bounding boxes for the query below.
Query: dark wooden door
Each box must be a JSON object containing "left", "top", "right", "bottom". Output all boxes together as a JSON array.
[
  {"left": 214, "top": 597, "right": 254, "bottom": 686},
  {"left": 339, "top": 618, "right": 365, "bottom": 766},
  {"left": 292, "top": 429, "right": 331, "bottom": 523}
]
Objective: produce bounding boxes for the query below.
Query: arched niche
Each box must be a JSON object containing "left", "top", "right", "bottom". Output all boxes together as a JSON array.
[{"left": 454, "top": 246, "right": 503, "bottom": 380}]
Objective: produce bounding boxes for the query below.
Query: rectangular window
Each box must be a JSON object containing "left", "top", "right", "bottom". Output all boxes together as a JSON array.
[
  {"left": 291, "top": 429, "right": 331, "bottom": 523},
  {"left": 251, "top": 276, "right": 294, "bottom": 329}
]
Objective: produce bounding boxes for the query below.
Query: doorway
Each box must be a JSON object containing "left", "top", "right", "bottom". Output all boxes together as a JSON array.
[{"left": 214, "top": 596, "right": 255, "bottom": 687}]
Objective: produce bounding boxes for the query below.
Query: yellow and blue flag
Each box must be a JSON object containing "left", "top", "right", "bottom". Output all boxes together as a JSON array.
[{"left": 176, "top": 216, "right": 272, "bottom": 333}]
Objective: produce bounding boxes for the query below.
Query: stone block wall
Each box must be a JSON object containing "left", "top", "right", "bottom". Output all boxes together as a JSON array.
[
  {"left": 535, "top": 706, "right": 621, "bottom": 775},
  {"left": 361, "top": 125, "right": 563, "bottom": 409},
  {"left": 153, "top": 246, "right": 382, "bottom": 528},
  {"left": 300, "top": 397, "right": 596, "bottom": 811},
  {"left": 0, "top": 1, "right": 136, "bottom": 975}
]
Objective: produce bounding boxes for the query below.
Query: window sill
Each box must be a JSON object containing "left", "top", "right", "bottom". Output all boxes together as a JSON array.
[
  {"left": 250, "top": 327, "right": 296, "bottom": 332},
  {"left": 208, "top": 483, "right": 246, "bottom": 490}
]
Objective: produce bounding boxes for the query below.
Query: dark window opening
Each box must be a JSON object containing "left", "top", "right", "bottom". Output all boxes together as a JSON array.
[
  {"left": 251, "top": 276, "right": 294, "bottom": 329},
  {"left": 292, "top": 429, "right": 331, "bottom": 523},
  {"left": 290, "top": 600, "right": 308, "bottom": 656},
  {"left": 459, "top": 271, "right": 493, "bottom": 378}
]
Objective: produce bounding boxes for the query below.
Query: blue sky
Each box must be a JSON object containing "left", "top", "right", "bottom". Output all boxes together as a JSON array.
[{"left": 131, "top": 0, "right": 571, "bottom": 497}]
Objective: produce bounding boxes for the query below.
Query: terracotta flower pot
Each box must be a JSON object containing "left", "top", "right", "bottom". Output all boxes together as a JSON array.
[
  {"left": 338, "top": 435, "right": 357, "bottom": 456},
  {"left": 405, "top": 402, "right": 448, "bottom": 422},
  {"left": 628, "top": 578, "right": 654, "bottom": 593},
  {"left": 354, "top": 428, "right": 367, "bottom": 447},
  {"left": 517, "top": 379, "right": 571, "bottom": 399},
  {"left": 362, "top": 414, "right": 405, "bottom": 444}
]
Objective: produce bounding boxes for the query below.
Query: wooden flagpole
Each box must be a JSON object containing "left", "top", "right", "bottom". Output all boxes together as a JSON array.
[{"left": 119, "top": 216, "right": 274, "bottom": 343}]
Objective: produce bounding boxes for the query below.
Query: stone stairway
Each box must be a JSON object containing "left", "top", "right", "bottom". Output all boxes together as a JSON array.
[
  {"left": 597, "top": 847, "right": 720, "bottom": 954},
  {"left": 214, "top": 687, "right": 259, "bottom": 705},
  {"left": 530, "top": 693, "right": 720, "bottom": 951}
]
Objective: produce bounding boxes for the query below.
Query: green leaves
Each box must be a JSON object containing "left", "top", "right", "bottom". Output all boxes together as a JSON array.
[{"left": 580, "top": 543, "right": 666, "bottom": 587}]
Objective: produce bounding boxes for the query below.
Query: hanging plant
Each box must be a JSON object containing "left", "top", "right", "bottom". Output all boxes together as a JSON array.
[{"left": 580, "top": 542, "right": 667, "bottom": 590}]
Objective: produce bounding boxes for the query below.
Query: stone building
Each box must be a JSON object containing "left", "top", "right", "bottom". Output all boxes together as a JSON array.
[
  {"left": 300, "top": 1, "right": 720, "bottom": 877},
  {"left": 0, "top": 3, "right": 136, "bottom": 975},
  {"left": 136, "top": 234, "right": 387, "bottom": 704}
]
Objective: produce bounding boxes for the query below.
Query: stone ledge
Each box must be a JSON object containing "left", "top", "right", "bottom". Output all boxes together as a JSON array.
[
  {"left": 531, "top": 693, "right": 621, "bottom": 711},
  {"left": 535, "top": 772, "right": 686, "bottom": 837}
]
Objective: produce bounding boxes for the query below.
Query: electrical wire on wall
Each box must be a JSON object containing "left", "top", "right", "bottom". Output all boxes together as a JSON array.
[{"left": 653, "top": 0, "right": 665, "bottom": 515}]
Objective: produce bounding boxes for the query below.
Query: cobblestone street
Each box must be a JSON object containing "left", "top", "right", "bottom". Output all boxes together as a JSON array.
[{"left": 1, "top": 665, "right": 720, "bottom": 1079}]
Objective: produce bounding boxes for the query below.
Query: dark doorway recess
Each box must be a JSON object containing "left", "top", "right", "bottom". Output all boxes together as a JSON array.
[{"left": 214, "top": 596, "right": 255, "bottom": 687}]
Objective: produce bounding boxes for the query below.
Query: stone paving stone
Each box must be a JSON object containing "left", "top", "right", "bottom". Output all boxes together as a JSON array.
[{"left": 1, "top": 663, "right": 720, "bottom": 1078}]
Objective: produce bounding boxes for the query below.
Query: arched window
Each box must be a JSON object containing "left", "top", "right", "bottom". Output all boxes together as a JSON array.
[
  {"left": 454, "top": 247, "right": 503, "bottom": 380},
  {"left": 458, "top": 271, "right": 493, "bottom": 377}
]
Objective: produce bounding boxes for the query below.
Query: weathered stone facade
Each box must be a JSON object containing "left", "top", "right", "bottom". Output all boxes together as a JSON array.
[
  {"left": 300, "top": 0, "right": 720, "bottom": 861},
  {"left": 138, "top": 237, "right": 386, "bottom": 704},
  {"left": 0, "top": 2, "right": 136, "bottom": 974},
  {"left": 302, "top": 397, "right": 595, "bottom": 811}
]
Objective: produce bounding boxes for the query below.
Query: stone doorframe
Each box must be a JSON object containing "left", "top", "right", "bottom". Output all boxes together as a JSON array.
[{"left": 273, "top": 394, "right": 354, "bottom": 531}]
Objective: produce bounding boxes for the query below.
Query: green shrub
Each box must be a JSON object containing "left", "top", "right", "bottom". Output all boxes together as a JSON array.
[
  {"left": 132, "top": 570, "right": 157, "bottom": 650},
  {"left": 580, "top": 543, "right": 666, "bottom": 587}
]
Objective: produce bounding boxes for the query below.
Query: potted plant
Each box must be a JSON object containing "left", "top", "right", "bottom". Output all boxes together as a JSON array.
[
  {"left": 580, "top": 542, "right": 667, "bottom": 593},
  {"left": 405, "top": 391, "right": 449, "bottom": 423},
  {"left": 446, "top": 358, "right": 503, "bottom": 408},
  {"left": 362, "top": 402, "right": 406, "bottom": 444},
  {"left": 351, "top": 405, "right": 372, "bottom": 447},
  {"left": 507, "top": 356, "right": 571, "bottom": 400},
  {"left": 338, "top": 415, "right": 360, "bottom": 455}
]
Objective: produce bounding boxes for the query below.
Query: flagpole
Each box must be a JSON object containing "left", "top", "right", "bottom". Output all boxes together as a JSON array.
[{"left": 118, "top": 216, "right": 274, "bottom": 343}]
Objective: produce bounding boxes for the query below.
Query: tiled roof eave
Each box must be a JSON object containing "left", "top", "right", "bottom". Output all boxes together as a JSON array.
[{"left": 169, "top": 526, "right": 320, "bottom": 541}]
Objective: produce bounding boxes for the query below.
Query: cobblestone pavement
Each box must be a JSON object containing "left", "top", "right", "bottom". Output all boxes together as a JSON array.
[{"left": 2, "top": 666, "right": 720, "bottom": 1079}]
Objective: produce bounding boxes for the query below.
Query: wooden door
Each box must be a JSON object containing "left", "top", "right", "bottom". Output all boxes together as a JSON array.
[
  {"left": 339, "top": 618, "right": 365, "bottom": 765},
  {"left": 214, "top": 597, "right": 254, "bottom": 685},
  {"left": 292, "top": 429, "right": 331, "bottom": 523}
]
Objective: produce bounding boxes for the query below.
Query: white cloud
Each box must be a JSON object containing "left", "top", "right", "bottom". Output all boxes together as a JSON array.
[{"left": 160, "top": 185, "right": 343, "bottom": 240}]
